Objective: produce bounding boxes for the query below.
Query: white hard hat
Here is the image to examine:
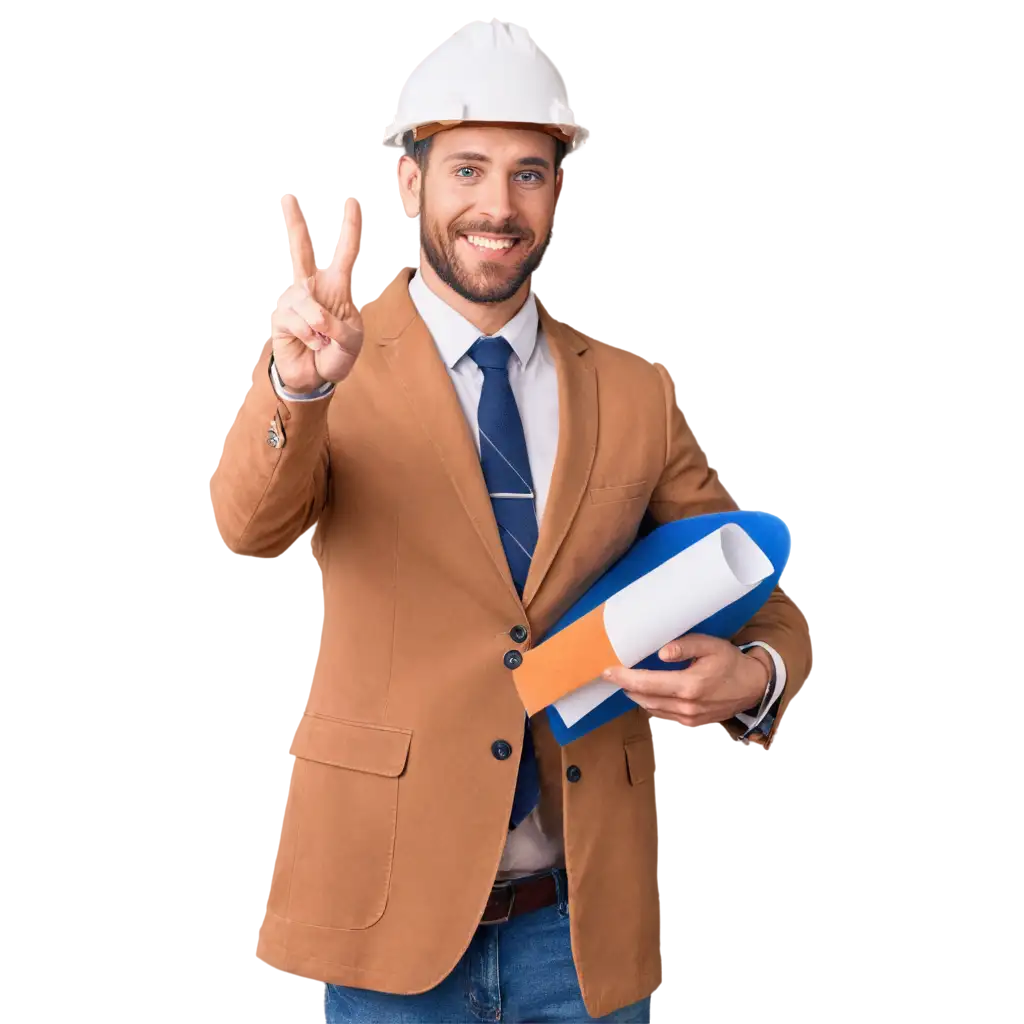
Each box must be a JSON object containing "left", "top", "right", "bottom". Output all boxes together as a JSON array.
[{"left": 383, "top": 19, "right": 588, "bottom": 154}]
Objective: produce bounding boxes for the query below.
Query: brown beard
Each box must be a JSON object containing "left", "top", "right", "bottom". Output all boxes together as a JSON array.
[{"left": 420, "top": 192, "right": 554, "bottom": 305}]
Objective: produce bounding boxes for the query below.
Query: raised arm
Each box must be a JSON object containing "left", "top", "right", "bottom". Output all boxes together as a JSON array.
[{"left": 209, "top": 195, "right": 363, "bottom": 556}]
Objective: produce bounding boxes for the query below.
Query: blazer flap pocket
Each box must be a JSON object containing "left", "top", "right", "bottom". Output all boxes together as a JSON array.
[
  {"left": 290, "top": 714, "right": 412, "bottom": 777},
  {"left": 590, "top": 481, "right": 648, "bottom": 505},
  {"left": 624, "top": 735, "right": 656, "bottom": 785}
]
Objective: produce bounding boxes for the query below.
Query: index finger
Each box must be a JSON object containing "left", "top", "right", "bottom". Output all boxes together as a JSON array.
[
  {"left": 281, "top": 194, "right": 316, "bottom": 286},
  {"left": 602, "top": 665, "right": 699, "bottom": 699}
]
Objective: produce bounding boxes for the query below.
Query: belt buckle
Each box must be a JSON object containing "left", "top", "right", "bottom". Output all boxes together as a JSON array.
[{"left": 482, "top": 880, "right": 517, "bottom": 925}]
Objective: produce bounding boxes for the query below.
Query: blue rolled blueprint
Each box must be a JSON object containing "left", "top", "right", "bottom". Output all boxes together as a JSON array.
[{"left": 531, "top": 510, "right": 790, "bottom": 746}]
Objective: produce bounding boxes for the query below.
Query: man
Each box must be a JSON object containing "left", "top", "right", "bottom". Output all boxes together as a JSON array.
[{"left": 209, "top": 19, "right": 812, "bottom": 1023}]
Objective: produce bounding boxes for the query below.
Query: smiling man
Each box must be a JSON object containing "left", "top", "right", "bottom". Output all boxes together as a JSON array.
[
  {"left": 412, "top": 129, "right": 557, "bottom": 310},
  {"left": 209, "top": 18, "right": 812, "bottom": 1024}
]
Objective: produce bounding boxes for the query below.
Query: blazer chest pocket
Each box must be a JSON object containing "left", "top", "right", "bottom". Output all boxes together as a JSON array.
[
  {"left": 589, "top": 480, "right": 649, "bottom": 505},
  {"left": 283, "top": 713, "right": 412, "bottom": 931}
]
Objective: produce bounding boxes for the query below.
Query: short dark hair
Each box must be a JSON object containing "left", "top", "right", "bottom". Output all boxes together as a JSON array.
[{"left": 402, "top": 130, "right": 567, "bottom": 175}]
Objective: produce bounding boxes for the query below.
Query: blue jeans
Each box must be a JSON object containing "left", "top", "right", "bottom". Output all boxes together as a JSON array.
[{"left": 324, "top": 867, "right": 653, "bottom": 1022}]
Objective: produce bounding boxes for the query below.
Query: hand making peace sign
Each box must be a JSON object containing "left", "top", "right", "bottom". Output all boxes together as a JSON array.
[{"left": 270, "top": 195, "right": 364, "bottom": 392}]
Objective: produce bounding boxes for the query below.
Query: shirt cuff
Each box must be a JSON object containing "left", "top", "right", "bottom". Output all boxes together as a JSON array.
[
  {"left": 269, "top": 354, "right": 337, "bottom": 401},
  {"left": 732, "top": 641, "right": 786, "bottom": 740}
]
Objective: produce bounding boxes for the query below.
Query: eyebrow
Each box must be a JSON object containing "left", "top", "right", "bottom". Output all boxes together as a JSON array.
[{"left": 444, "top": 150, "right": 552, "bottom": 170}]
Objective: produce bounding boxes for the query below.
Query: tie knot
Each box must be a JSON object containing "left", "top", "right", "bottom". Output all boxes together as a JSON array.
[{"left": 468, "top": 335, "right": 513, "bottom": 372}]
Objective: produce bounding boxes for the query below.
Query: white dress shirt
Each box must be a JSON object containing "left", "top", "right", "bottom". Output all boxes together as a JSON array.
[{"left": 268, "top": 269, "right": 786, "bottom": 880}]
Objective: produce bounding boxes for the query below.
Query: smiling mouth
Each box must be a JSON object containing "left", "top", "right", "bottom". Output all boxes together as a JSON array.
[{"left": 459, "top": 233, "right": 524, "bottom": 256}]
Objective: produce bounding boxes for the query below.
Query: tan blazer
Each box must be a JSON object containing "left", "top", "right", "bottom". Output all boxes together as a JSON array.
[{"left": 209, "top": 267, "right": 812, "bottom": 1018}]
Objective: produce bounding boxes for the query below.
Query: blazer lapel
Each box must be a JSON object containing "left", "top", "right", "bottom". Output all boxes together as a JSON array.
[
  {"left": 376, "top": 269, "right": 520, "bottom": 607},
  {"left": 522, "top": 299, "right": 598, "bottom": 610}
]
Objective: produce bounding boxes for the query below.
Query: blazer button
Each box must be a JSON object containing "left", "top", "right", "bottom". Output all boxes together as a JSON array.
[
  {"left": 492, "top": 740, "right": 513, "bottom": 760},
  {"left": 509, "top": 624, "right": 528, "bottom": 644},
  {"left": 566, "top": 765, "right": 582, "bottom": 783},
  {"left": 503, "top": 650, "right": 523, "bottom": 670}
]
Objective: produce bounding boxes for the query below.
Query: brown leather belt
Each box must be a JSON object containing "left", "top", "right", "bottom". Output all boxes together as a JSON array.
[{"left": 479, "top": 870, "right": 560, "bottom": 925}]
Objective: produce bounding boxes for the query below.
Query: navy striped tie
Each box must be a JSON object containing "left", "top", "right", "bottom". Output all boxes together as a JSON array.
[{"left": 468, "top": 335, "right": 541, "bottom": 829}]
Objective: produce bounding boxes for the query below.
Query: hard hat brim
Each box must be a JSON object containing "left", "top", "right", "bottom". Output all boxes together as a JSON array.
[
  {"left": 414, "top": 120, "right": 575, "bottom": 144},
  {"left": 384, "top": 119, "right": 587, "bottom": 152}
]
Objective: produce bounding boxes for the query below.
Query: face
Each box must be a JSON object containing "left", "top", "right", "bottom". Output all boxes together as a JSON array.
[{"left": 401, "top": 126, "right": 563, "bottom": 304}]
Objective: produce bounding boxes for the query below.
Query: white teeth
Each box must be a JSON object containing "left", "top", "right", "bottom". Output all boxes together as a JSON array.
[{"left": 465, "top": 234, "right": 517, "bottom": 250}]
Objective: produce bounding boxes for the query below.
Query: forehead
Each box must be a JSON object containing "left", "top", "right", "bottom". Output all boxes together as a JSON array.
[{"left": 430, "top": 125, "right": 557, "bottom": 164}]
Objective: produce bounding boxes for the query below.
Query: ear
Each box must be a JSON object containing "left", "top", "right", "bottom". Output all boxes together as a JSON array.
[
  {"left": 397, "top": 154, "right": 422, "bottom": 218},
  {"left": 554, "top": 165, "right": 563, "bottom": 206}
]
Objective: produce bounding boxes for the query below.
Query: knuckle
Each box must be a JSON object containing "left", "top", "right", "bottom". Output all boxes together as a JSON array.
[
  {"left": 285, "top": 314, "right": 301, "bottom": 335},
  {"left": 280, "top": 283, "right": 300, "bottom": 304}
]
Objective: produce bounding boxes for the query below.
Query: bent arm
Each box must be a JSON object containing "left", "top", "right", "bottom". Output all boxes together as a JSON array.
[
  {"left": 647, "top": 361, "right": 812, "bottom": 749},
  {"left": 209, "top": 338, "right": 333, "bottom": 557}
]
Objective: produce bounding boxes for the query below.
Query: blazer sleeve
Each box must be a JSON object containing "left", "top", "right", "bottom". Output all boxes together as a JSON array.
[
  {"left": 209, "top": 338, "right": 332, "bottom": 557},
  {"left": 646, "top": 361, "right": 812, "bottom": 749}
]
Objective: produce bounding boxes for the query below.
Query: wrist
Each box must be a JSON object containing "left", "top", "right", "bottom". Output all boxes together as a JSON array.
[
  {"left": 742, "top": 648, "right": 772, "bottom": 710},
  {"left": 270, "top": 354, "right": 328, "bottom": 394},
  {"left": 278, "top": 372, "right": 328, "bottom": 394},
  {"left": 283, "top": 382, "right": 326, "bottom": 394}
]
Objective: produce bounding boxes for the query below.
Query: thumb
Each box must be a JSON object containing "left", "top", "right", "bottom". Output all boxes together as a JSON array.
[{"left": 658, "top": 633, "right": 721, "bottom": 662}]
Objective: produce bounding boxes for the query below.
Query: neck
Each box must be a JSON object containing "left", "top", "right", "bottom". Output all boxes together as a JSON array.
[{"left": 417, "top": 253, "right": 531, "bottom": 336}]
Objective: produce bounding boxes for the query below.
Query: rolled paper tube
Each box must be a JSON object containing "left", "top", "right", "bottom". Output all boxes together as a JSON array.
[
  {"left": 542, "top": 510, "right": 791, "bottom": 745},
  {"left": 512, "top": 524, "right": 774, "bottom": 720}
]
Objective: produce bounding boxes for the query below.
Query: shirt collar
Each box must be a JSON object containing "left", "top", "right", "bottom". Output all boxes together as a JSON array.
[{"left": 408, "top": 268, "right": 539, "bottom": 370}]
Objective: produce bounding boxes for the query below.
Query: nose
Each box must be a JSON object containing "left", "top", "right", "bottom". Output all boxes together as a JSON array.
[{"left": 476, "top": 173, "right": 516, "bottom": 228}]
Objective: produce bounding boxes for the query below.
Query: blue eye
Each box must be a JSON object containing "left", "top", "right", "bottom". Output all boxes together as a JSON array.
[{"left": 456, "top": 167, "right": 475, "bottom": 177}]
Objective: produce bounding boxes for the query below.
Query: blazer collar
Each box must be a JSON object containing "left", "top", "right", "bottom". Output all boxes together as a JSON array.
[{"left": 375, "top": 267, "right": 595, "bottom": 615}]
